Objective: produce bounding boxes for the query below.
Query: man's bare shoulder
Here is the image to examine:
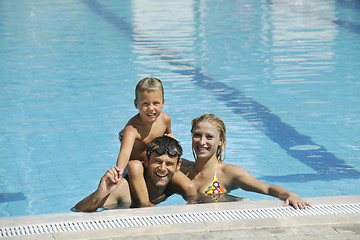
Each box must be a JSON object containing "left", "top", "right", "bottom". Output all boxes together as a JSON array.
[
  {"left": 107, "top": 178, "right": 131, "bottom": 206},
  {"left": 179, "top": 158, "right": 194, "bottom": 173}
]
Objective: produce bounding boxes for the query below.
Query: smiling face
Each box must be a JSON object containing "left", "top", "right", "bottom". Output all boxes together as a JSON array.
[
  {"left": 144, "top": 150, "right": 181, "bottom": 189},
  {"left": 135, "top": 90, "right": 164, "bottom": 123},
  {"left": 192, "top": 120, "right": 223, "bottom": 161}
]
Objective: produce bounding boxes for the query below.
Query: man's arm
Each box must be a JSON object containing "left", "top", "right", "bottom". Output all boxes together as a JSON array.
[{"left": 74, "top": 167, "right": 131, "bottom": 212}]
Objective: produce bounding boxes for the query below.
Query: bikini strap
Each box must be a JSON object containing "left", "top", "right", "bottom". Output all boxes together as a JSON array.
[
  {"left": 185, "top": 165, "right": 194, "bottom": 177},
  {"left": 214, "top": 161, "right": 219, "bottom": 180}
]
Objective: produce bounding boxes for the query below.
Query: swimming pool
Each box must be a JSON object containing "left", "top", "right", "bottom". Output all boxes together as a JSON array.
[{"left": 1, "top": 0, "right": 359, "bottom": 217}]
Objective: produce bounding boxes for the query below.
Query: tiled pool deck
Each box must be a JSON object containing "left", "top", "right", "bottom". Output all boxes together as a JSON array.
[{"left": 0, "top": 195, "right": 359, "bottom": 239}]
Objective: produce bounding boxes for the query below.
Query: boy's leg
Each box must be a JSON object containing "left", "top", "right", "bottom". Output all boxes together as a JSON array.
[
  {"left": 128, "top": 160, "right": 152, "bottom": 207},
  {"left": 169, "top": 171, "right": 197, "bottom": 203}
]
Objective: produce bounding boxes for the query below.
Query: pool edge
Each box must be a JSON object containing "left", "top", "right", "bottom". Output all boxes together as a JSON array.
[{"left": 1, "top": 195, "right": 359, "bottom": 239}]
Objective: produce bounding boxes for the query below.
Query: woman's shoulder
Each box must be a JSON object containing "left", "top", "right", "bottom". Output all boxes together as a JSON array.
[
  {"left": 220, "top": 162, "right": 248, "bottom": 176},
  {"left": 219, "top": 162, "right": 254, "bottom": 191}
]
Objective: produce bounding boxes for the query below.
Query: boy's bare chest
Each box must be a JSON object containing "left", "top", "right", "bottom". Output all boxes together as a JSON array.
[
  {"left": 130, "top": 122, "right": 167, "bottom": 160},
  {"left": 139, "top": 122, "right": 167, "bottom": 143}
]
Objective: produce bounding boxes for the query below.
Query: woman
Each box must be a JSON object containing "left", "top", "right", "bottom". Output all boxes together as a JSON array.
[{"left": 181, "top": 113, "right": 311, "bottom": 209}]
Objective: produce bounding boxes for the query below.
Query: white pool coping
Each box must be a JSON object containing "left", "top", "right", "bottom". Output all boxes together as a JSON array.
[{"left": 0, "top": 195, "right": 359, "bottom": 239}]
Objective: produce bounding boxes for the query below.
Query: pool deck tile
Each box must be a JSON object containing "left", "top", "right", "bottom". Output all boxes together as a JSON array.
[{"left": 0, "top": 195, "right": 359, "bottom": 239}]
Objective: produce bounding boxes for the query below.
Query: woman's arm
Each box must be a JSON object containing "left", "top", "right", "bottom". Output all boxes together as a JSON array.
[
  {"left": 267, "top": 185, "right": 311, "bottom": 209},
  {"left": 227, "top": 165, "right": 311, "bottom": 209}
]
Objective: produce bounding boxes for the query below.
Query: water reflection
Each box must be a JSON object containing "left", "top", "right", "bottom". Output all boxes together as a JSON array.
[
  {"left": 131, "top": 0, "right": 196, "bottom": 76},
  {"left": 266, "top": 0, "right": 337, "bottom": 84}
]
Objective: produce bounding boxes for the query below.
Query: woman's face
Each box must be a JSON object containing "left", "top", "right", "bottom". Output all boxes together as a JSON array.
[{"left": 192, "top": 121, "right": 222, "bottom": 160}]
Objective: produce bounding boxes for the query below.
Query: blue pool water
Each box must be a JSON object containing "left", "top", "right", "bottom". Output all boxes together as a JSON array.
[{"left": 1, "top": 0, "right": 359, "bottom": 217}]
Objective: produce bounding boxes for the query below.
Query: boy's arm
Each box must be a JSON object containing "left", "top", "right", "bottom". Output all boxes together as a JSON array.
[
  {"left": 74, "top": 167, "right": 130, "bottom": 212},
  {"left": 116, "top": 126, "right": 137, "bottom": 173},
  {"left": 163, "top": 113, "right": 176, "bottom": 139}
]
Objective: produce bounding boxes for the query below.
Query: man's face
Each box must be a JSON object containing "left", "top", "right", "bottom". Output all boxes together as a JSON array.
[{"left": 144, "top": 149, "right": 181, "bottom": 189}]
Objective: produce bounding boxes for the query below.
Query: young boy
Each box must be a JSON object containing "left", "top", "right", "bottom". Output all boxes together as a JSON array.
[{"left": 116, "top": 77, "right": 195, "bottom": 206}]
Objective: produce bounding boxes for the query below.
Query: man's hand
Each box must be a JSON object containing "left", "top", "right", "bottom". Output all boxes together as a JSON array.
[
  {"left": 74, "top": 166, "right": 123, "bottom": 212},
  {"left": 97, "top": 166, "right": 122, "bottom": 195}
]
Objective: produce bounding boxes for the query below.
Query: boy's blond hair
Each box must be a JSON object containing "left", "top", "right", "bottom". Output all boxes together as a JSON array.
[{"left": 135, "top": 77, "right": 164, "bottom": 101}]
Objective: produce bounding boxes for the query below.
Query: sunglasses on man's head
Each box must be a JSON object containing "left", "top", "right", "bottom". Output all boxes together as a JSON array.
[{"left": 148, "top": 148, "right": 179, "bottom": 157}]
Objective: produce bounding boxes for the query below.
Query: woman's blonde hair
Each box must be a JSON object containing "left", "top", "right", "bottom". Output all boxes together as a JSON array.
[{"left": 191, "top": 113, "right": 226, "bottom": 162}]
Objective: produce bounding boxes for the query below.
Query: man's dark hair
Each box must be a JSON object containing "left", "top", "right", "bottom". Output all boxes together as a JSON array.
[{"left": 146, "top": 136, "right": 183, "bottom": 161}]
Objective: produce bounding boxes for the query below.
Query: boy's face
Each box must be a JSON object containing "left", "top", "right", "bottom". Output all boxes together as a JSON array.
[
  {"left": 135, "top": 90, "right": 164, "bottom": 123},
  {"left": 144, "top": 149, "right": 181, "bottom": 188}
]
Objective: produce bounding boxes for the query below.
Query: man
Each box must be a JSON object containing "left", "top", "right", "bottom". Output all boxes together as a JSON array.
[{"left": 74, "top": 136, "right": 189, "bottom": 212}]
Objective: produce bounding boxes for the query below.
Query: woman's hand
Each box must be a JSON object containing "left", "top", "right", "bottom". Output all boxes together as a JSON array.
[{"left": 284, "top": 193, "right": 311, "bottom": 209}]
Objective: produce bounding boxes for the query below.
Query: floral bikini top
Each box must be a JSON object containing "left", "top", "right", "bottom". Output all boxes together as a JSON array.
[{"left": 186, "top": 161, "right": 227, "bottom": 196}]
